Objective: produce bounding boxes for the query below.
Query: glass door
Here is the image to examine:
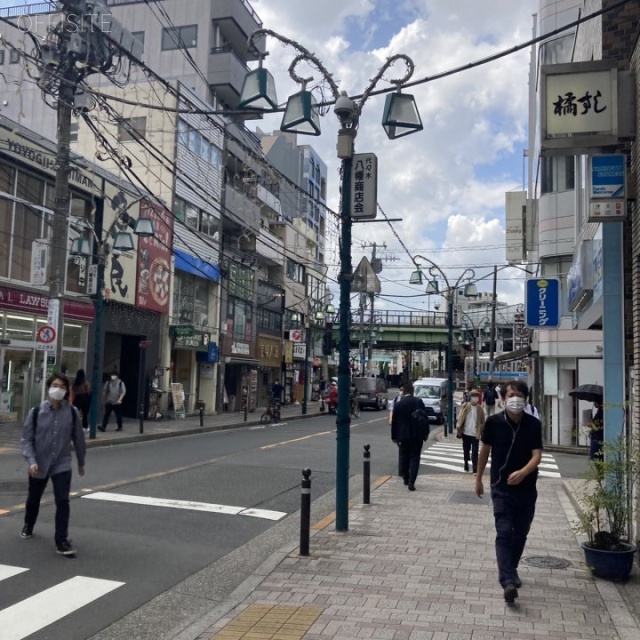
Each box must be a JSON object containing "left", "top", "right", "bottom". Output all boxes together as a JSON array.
[{"left": 0, "top": 347, "right": 36, "bottom": 425}]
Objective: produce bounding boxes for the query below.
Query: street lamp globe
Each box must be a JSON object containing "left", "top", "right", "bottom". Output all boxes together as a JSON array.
[{"left": 281, "top": 88, "right": 321, "bottom": 136}]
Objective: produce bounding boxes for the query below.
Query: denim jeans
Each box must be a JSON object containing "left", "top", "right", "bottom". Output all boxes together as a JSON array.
[
  {"left": 102, "top": 402, "right": 123, "bottom": 429},
  {"left": 491, "top": 487, "right": 537, "bottom": 587},
  {"left": 399, "top": 440, "right": 423, "bottom": 486},
  {"left": 24, "top": 470, "right": 72, "bottom": 545}
]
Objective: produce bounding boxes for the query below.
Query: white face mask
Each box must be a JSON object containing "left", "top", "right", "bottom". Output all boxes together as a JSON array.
[
  {"left": 506, "top": 396, "right": 526, "bottom": 414},
  {"left": 470, "top": 397, "right": 479, "bottom": 405},
  {"left": 48, "top": 387, "right": 66, "bottom": 402},
  {"left": 111, "top": 376, "right": 118, "bottom": 382}
]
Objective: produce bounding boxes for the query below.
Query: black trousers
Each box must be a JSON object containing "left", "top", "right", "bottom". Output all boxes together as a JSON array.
[
  {"left": 461, "top": 434, "right": 479, "bottom": 471},
  {"left": 102, "top": 403, "right": 123, "bottom": 430},
  {"left": 24, "top": 470, "right": 72, "bottom": 545},
  {"left": 399, "top": 440, "right": 423, "bottom": 486},
  {"left": 491, "top": 487, "right": 537, "bottom": 587}
]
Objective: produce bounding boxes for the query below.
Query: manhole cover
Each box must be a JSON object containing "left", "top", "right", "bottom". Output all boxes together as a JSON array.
[
  {"left": 447, "top": 491, "right": 487, "bottom": 505},
  {"left": 522, "top": 556, "right": 572, "bottom": 569}
]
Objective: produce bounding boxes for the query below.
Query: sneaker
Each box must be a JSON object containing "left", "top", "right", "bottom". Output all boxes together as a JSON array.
[
  {"left": 98, "top": 426, "right": 106, "bottom": 432},
  {"left": 464, "top": 461, "right": 469, "bottom": 472},
  {"left": 408, "top": 484, "right": 416, "bottom": 491},
  {"left": 56, "top": 539, "right": 76, "bottom": 557},
  {"left": 20, "top": 525, "right": 33, "bottom": 539},
  {"left": 503, "top": 584, "right": 518, "bottom": 603}
]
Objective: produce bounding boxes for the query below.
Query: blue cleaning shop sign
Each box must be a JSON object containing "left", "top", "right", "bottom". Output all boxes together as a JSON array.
[
  {"left": 526, "top": 278, "right": 560, "bottom": 329},
  {"left": 591, "top": 154, "right": 625, "bottom": 198}
]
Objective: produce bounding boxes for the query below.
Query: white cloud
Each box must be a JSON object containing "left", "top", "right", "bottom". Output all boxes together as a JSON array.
[{"left": 251, "top": 0, "right": 535, "bottom": 308}]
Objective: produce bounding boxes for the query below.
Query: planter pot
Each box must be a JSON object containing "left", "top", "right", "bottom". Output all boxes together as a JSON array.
[{"left": 580, "top": 541, "right": 636, "bottom": 581}]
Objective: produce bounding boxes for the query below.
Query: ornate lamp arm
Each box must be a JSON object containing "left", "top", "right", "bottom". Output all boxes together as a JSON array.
[
  {"left": 248, "top": 28, "right": 341, "bottom": 100},
  {"left": 357, "top": 54, "right": 415, "bottom": 115},
  {"left": 454, "top": 268, "right": 476, "bottom": 290}
]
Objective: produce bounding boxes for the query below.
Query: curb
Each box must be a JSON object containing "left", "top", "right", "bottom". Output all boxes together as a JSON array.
[{"left": 83, "top": 411, "right": 324, "bottom": 449}]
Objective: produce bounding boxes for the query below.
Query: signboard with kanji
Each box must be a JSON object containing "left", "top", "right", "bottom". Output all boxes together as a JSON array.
[{"left": 351, "top": 153, "right": 378, "bottom": 220}]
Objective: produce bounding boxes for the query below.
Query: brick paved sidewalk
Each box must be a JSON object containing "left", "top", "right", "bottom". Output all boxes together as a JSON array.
[{"left": 188, "top": 474, "right": 638, "bottom": 640}]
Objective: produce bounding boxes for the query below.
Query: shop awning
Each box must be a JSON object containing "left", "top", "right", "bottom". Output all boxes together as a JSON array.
[
  {"left": 174, "top": 249, "right": 220, "bottom": 282},
  {"left": 224, "top": 357, "right": 260, "bottom": 365}
]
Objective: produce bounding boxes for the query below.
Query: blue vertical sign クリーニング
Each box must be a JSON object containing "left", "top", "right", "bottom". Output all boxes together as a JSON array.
[{"left": 525, "top": 278, "right": 560, "bottom": 329}]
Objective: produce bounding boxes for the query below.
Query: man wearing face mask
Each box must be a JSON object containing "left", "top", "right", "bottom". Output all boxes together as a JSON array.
[
  {"left": 99, "top": 372, "right": 126, "bottom": 432},
  {"left": 456, "top": 389, "right": 485, "bottom": 473},
  {"left": 20, "top": 372, "right": 86, "bottom": 556},
  {"left": 475, "top": 379, "right": 542, "bottom": 604}
]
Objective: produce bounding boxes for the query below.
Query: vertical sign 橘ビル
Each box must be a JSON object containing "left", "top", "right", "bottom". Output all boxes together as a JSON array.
[
  {"left": 351, "top": 153, "right": 378, "bottom": 220},
  {"left": 525, "top": 278, "right": 560, "bottom": 329},
  {"left": 136, "top": 199, "right": 174, "bottom": 313}
]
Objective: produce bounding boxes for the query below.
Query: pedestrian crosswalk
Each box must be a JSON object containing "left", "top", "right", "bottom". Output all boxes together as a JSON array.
[
  {"left": 0, "top": 563, "right": 123, "bottom": 640},
  {"left": 421, "top": 441, "right": 561, "bottom": 478}
]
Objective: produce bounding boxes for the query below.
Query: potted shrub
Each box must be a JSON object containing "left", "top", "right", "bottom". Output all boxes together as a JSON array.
[{"left": 574, "top": 433, "right": 639, "bottom": 581}]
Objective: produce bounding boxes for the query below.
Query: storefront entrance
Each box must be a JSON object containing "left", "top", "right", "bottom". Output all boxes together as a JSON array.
[{"left": 0, "top": 347, "right": 46, "bottom": 425}]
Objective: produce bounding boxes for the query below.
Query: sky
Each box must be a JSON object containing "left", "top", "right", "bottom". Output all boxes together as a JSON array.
[
  {"left": 250, "top": 0, "right": 537, "bottom": 314},
  {"left": 0, "top": 0, "right": 540, "bottom": 315}
]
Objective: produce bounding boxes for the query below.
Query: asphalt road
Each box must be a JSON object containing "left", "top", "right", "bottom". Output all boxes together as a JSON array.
[
  {"left": 0, "top": 401, "right": 588, "bottom": 640},
  {"left": 0, "top": 409, "right": 399, "bottom": 640}
]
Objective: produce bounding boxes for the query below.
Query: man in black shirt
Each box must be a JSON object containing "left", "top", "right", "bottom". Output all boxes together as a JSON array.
[{"left": 475, "top": 379, "right": 542, "bottom": 604}]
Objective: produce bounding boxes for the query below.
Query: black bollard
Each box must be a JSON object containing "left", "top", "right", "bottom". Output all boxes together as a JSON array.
[
  {"left": 139, "top": 403, "right": 144, "bottom": 434},
  {"left": 198, "top": 401, "right": 204, "bottom": 427},
  {"left": 300, "top": 468, "right": 312, "bottom": 556},
  {"left": 363, "top": 444, "right": 371, "bottom": 505}
]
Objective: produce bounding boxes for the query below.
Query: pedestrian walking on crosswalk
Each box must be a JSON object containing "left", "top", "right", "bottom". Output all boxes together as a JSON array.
[
  {"left": 455, "top": 389, "right": 485, "bottom": 474},
  {"left": 20, "top": 372, "right": 86, "bottom": 557}
]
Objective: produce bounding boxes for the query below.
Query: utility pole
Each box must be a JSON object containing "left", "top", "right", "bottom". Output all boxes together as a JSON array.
[
  {"left": 362, "top": 241, "right": 384, "bottom": 375},
  {"left": 488, "top": 265, "right": 498, "bottom": 379},
  {"left": 35, "top": 1, "right": 140, "bottom": 368}
]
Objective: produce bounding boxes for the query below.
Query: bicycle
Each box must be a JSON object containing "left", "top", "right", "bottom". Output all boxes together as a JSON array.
[{"left": 260, "top": 398, "right": 282, "bottom": 424}]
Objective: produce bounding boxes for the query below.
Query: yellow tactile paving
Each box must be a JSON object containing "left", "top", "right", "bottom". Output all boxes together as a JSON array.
[{"left": 210, "top": 604, "right": 323, "bottom": 640}]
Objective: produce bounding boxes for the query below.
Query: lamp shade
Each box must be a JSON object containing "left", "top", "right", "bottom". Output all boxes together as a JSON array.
[
  {"left": 463, "top": 283, "right": 479, "bottom": 297},
  {"left": 426, "top": 280, "right": 439, "bottom": 294},
  {"left": 238, "top": 67, "right": 278, "bottom": 110},
  {"left": 280, "top": 90, "right": 321, "bottom": 136},
  {"left": 133, "top": 216, "right": 154, "bottom": 237},
  {"left": 290, "top": 312, "right": 300, "bottom": 323},
  {"left": 325, "top": 303, "right": 335, "bottom": 313},
  {"left": 409, "top": 269, "right": 423, "bottom": 285},
  {"left": 314, "top": 310, "right": 325, "bottom": 321},
  {"left": 70, "top": 237, "right": 91, "bottom": 256},
  {"left": 113, "top": 231, "right": 135, "bottom": 251},
  {"left": 382, "top": 92, "right": 423, "bottom": 139}
]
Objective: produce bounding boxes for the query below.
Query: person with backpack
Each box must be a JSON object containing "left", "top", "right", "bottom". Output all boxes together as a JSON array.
[
  {"left": 391, "top": 381, "right": 430, "bottom": 491},
  {"left": 20, "top": 372, "right": 86, "bottom": 557},
  {"left": 484, "top": 381, "right": 499, "bottom": 416},
  {"left": 456, "top": 389, "right": 486, "bottom": 473},
  {"left": 99, "top": 372, "right": 126, "bottom": 432}
]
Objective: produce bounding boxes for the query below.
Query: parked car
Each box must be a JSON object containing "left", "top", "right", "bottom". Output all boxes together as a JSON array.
[
  {"left": 413, "top": 377, "right": 448, "bottom": 424},
  {"left": 353, "top": 377, "right": 388, "bottom": 410}
]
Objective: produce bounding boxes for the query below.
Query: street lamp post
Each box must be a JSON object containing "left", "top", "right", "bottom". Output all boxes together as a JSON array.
[
  {"left": 239, "top": 29, "right": 423, "bottom": 531},
  {"left": 70, "top": 197, "right": 154, "bottom": 440},
  {"left": 410, "top": 257, "right": 477, "bottom": 436},
  {"left": 458, "top": 310, "right": 490, "bottom": 388}
]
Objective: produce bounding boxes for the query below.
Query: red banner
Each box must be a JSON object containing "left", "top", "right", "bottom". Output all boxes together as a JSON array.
[
  {"left": 0, "top": 285, "right": 94, "bottom": 320},
  {"left": 135, "top": 200, "right": 173, "bottom": 313}
]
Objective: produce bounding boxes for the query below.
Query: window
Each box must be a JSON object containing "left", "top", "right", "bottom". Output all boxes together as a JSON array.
[
  {"left": 185, "top": 203, "right": 199, "bottom": 230},
  {"left": 161, "top": 25, "right": 198, "bottom": 51},
  {"left": 0, "top": 163, "right": 15, "bottom": 278},
  {"left": 228, "top": 263, "right": 254, "bottom": 301},
  {"left": 70, "top": 122, "right": 79, "bottom": 143},
  {"left": 286, "top": 259, "right": 305, "bottom": 283},
  {"left": 9, "top": 49, "right": 19, "bottom": 64},
  {"left": 173, "top": 272, "right": 209, "bottom": 325},
  {"left": 132, "top": 31, "right": 145, "bottom": 53},
  {"left": 200, "top": 210, "right": 219, "bottom": 237},
  {"left": 173, "top": 196, "right": 186, "bottom": 223},
  {"left": 177, "top": 119, "right": 189, "bottom": 147},
  {"left": 188, "top": 128, "right": 201, "bottom": 156},
  {"left": 0, "top": 50, "right": 5, "bottom": 65},
  {"left": 541, "top": 155, "right": 575, "bottom": 194},
  {"left": 12, "top": 171, "right": 45, "bottom": 282},
  {"left": 227, "top": 298, "right": 253, "bottom": 342},
  {"left": 117, "top": 116, "right": 146, "bottom": 142}
]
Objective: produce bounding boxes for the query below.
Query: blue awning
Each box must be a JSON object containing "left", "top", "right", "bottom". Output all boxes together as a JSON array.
[{"left": 174, "top": 249, "right": 220, "bottom": 282}]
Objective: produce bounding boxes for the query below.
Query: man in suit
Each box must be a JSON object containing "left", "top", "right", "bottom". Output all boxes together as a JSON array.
[{"left": 391, "top": 381, "right": 428, "bottom": 491}]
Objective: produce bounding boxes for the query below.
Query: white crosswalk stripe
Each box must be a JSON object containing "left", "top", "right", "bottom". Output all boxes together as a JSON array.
[
  {"left": 0, "top": 565, "right": 124, "bottom": 640},
  {"left": 421, "top": 441, "right": 561, "bottom": 478}
]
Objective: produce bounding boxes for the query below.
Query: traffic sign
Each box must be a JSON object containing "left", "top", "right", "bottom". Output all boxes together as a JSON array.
[
  {"left": 525, "top": 278, "right": 560, "bottom": 329},
  {"left": 37, "top": 325, "right": 57, "bottom": 344}
]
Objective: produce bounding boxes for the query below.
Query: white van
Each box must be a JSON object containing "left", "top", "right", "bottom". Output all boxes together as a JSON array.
[{"left": 413, "top": 378, "right": 448, "bottom": 424}]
